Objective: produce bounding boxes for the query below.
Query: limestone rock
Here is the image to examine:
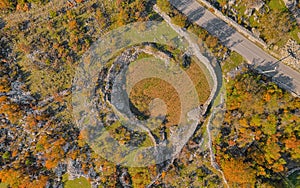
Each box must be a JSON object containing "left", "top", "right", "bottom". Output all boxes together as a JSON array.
[
  {"left": 252, "top": 28, "right": 260, "bottom": 38},
  {"left": 281, "top": 39, "right": 300, "bottom": 72}
]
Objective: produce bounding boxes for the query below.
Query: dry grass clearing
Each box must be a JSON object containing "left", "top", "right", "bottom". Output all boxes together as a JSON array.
[
  {"left": 130, "top": 78, "right": 181, "bottom": 127},
  {"left": 185, "top": 58, "right": 211, "bottom": 103},
  {"left": 129, "top": 58, "right": 210, "bottom": 127}
]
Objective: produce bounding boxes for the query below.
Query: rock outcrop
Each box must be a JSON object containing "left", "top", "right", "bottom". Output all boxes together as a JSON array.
[
  {"left": 281, "top": 39, "right": 300, "bottom": 72},
  {"left": 282, "top": 0, "right": 300, "bottom": 24}
]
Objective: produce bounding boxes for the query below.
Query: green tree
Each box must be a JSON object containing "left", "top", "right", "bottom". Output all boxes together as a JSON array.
[
  {"left": 2, "top": 151, "right": 10, "bottom": 160},
  {"left": 259, "top": 10, "right": 293, "bottom": 44},
  {"left": 157, "top": 0, "right": 172, "bottom": 14}
]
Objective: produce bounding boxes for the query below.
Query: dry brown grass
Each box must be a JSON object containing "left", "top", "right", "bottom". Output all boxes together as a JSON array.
[
  {"left": 185, "top": 58, "right": 211, "bottom": 103},
  {"left": 129, "top": 58, "right": 210, "bottom": 127},
  {"left": 130, "top": 78, "right": 181, "bottom": 127}
]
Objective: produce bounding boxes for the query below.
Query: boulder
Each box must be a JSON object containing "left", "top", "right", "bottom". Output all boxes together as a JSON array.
[
  {"left": 228, "top": 0, "right": 236, "bottom": 6},
  {"left": 250, "top": 1, "right": 265, "bottom": 12},
  {"left": 252, "top": 28, "right": 261, "bottom": 38}
]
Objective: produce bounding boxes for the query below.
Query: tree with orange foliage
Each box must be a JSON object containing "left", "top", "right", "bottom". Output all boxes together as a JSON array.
[
  {"left": 284, "top": 135, "right": 300, "bottom": 160},
  {"left": 45, "top": 138, "right": 65, "bottom": 169},
  {"left": 0, "top": 0, "right": 10, "bottom": 9},
  {"left": 0, "top": 169, "right": 23, "bottom": 188},
  {"left": 222, "top": 158, "right": 256, "bottom": 187},
  {"left": 68, "top": 19, "right": 77, "bottom": 30}
]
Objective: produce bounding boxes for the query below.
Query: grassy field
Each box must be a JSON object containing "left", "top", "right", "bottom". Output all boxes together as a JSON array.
[
  {"left": 0, "top": 183, "right": 8, "bottom": 188},
  {"left": 130, "top": 77, "right": 181, "bottom": 127},
  {"left": 290, "top": 27, "right": 300, "bottom": 44},
  {"left": 129, "top": 58, "right": 210, "bottom": 127},
  {"left": 185, "top": 58, "right": 211, "bottom": 103},
  {"left": 62, "top": 174, "right": 91, "bottom": 188},
  {"left": 268, "top": 0, "right": 286, "bottom": 11},
  {"left": 221, "top": 51, "right": 245, "bottom": 74}
]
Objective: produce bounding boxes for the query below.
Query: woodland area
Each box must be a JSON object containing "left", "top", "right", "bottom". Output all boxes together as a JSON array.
[
  {"left": 0, "top": 0, "right": 155, "bottom": 187},
  {"left": 214, "top": 0, "right": 299, "bottom": 46},
  {"left": 216, "top": 72, "right": 300, "bottom": 187},
  {"left": 0, "top": 0, "right": 299, "bottom": 187}
]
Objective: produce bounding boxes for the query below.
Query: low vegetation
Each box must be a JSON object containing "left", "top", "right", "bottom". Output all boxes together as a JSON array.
[
  {"left": 216, "top": 0, "right": 299, "bottom": 47},
  {"left": 221, "top": 51, "right": 245, "bottom": 74},
  {"left": 62, "top": 174, "right": 91, "bottom": 188},
  {"left": 129, "top": 58, "right": 210, "bottom": 127},
  {"left": 0, "top": 0, "right": 299, "bottom": 187}
]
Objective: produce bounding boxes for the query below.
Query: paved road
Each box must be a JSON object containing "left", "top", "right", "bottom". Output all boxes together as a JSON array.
[{"left": 169, "top": 0, "right": 300, "bottom": 96}]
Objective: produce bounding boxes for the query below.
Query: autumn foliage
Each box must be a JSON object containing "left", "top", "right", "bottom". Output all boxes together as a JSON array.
[{"left": 216, "top": 72, "right": 300, "bottom": 186}]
